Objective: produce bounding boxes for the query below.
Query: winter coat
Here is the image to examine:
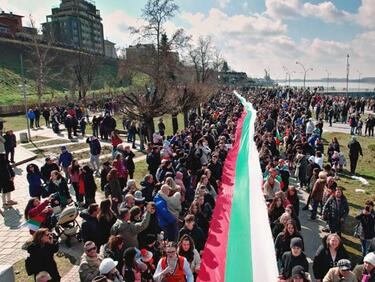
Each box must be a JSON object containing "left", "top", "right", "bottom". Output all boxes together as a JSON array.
[
  {"left": 40, "top": 162, "right": 59, "bottom": 183},
  {"left": 323, "top": 195, "right": 349, "bottom": 231},
  {"left": 123, "top": 151, "right": 135, "bottom": 173},
  {"left": 26, "top": 241, "right": 60, "bottom": 281},
  {"left": 311, "top": 179, "right": 326, "bottom": 202},
  {"left": 27, "top": 172, "right": 43, "bottom": 197},
  {"left": 83, "top": 169, "right": 97, "bottom": 199},
  {"left": 179, "top": 225, "right": 206, "bottom": 252},
  {"left": 141, "top": 179, "right": 155, "bottom": 202},
  {"left": 146, "top": 152, "right": 161, "bottom": 174},
  {"left": 355, "top": 212, "right": 375, "bottom": 240},
  {"left": 108, "top": 179, "right": 122, "bottom": 201},
  {"left": 48, "top": 178, "right": 71, "bottom": 204},
  {"left": 154, "top": 192, "right": 177, "bottom": 228},
  {"left": 27, "top": 111, "right": 36, "bottom": 120},
  {"left": 86, "top": 137, "right": 101, "bottom": 155},
  {"left": 274, "top": 232, "right": 304, "bottom": 259},
  {"left": 79, "top": 254, "right": 103, "bottom": 282},
  {"left": 313, "top": 238, "right": 349, "bottom": 280},
  {"left": 3, "top": 133, "right": 16, "bottom": 151},
  {"left": 98, "top": 214, "right": 117, "bottom": 245},
  {"left": 80, "top": 210, "right": 102, "bottom": 248},
  {"left": 160, "top": 192, "right": 181, "bottom": 219},
  {"left": 348, "top": 140, "right": 363, "bottom": 158},
  {"left": 0, "top": 157, "right": 15, "bottom": 193},
  {"left": 110, "top": 212, "right": 151, "bottom": 249},
  {"left": 58, "top": 151, "right": 73, "bottom": 168},
  {"left": 280, "top": 251, "right": 309, "bottom": 279}
]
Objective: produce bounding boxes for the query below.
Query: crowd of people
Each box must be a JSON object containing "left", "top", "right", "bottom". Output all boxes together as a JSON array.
[{"left": 0, "top": 89, "right": 374, "bottom": 282}]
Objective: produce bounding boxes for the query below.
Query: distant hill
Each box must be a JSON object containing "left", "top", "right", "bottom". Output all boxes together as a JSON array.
[{"left": 0, "top": 37, "right": 124, "bottom": 107}]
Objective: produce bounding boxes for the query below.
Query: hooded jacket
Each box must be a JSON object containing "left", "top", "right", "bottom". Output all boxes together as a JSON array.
[{"left": 154, "top": 192, "right": 177, "bottom": 228}]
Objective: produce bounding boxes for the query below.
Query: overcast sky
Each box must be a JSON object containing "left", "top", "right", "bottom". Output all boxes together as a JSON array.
[{"left": 1, "top": 0, "right": 374, "bottom": 79}]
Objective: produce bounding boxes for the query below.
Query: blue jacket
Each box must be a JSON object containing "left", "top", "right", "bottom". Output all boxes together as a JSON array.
[
  {"left": 27, "top": 172, "right": 42, "bottom": 197},
  {"left": 59, "top": 151, "right": 73, "bottom": 168},
  {"left": 27, "top": 111, "right": 36, "bottom": 120},
  {"left": 154, "top": 193, "right": 176, "bottom": 228}
]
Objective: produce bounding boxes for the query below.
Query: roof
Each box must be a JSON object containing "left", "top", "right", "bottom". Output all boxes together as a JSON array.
[{"left": 0, "top": 11, "right": 23, "bottom": 18}]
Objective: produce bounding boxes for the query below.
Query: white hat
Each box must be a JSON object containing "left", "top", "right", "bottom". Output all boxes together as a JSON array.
[
  {"left": 308, "top": 156, "right": 315, "bottom": 162},
  {"left": 99, "top": 258, "right": 118, "bottom": 274},
  {"left": 364, "top": 252, "right": 375, "bottom": 266}
]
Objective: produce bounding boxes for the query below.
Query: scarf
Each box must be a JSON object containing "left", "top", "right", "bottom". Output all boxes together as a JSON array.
[{"left": 179, "top": 249, "right": 194, "bottom": 263}]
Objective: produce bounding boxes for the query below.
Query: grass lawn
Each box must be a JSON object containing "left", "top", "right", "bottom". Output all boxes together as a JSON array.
[
  {"left": 322, "top": 132, "right": 375, "bottom": 262},
  {"left": 13, "top": 254, "right": 73, "bottom": 282},
  {"left": 23, "top": 138, "right": 69, "bottom": 149},
  {"left": 134, "top": 159, "right": 149, "bottom": 184},
  {"left": 2, "top": 115, "right": 30, "bottom": 132}
]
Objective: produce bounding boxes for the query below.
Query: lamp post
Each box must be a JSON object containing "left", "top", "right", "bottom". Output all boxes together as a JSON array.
[
  {"left": 357, "top": 70, "right": 362, "bottom": 92},
  {"left": 296, "top": 61, "right": 313, "bottom": 89},
  {"left": 346, "top": 54, "right": 350, "bottom": 98},
  {"left": 325, "top": 69, "right": 331, "bottom": 92}
]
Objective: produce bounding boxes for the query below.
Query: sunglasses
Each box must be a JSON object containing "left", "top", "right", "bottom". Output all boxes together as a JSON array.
[{"left": 166, "top": 250, "right": 176, "bottom": 254}]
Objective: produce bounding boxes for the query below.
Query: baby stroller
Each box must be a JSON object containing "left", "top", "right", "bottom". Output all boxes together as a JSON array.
[{"left": 54, "top": 202, "right": 81, "bottom": 247}]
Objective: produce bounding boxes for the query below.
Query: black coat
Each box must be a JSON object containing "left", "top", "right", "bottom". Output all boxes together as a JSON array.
[
  {"left": 83, "top": 169, "right": 97, "bottom": 199},
  {"left": 280, "top": 251, "right": 308, "bottom": 279},
  {"left": 27, "top": 242, "right": 60, "bottom": 281},
  {"left": 80, "top": 211, "right": 102, "bottom": 248},
  {"left": 141, "top": 180, "right": 155, "bottom": 202},
  {"left": 0, "top": 157, "right": 15, "bottom": 193},
  {"left": 348, "top": 140, "right": 363, "bottom": 158},
  {"left": 179, "top": 225, "right": 205, "bottom": 252},
  {"left": 98, "top": 214, "right": 117, "bottom": 245},
  {"left": 274, "top": 232, "right": 304, "bottom": 259},
  {"left": 41, "top": 163, "right": 59, "bottom": 183},
  {"left": 312, "top": 240, "right": 349, "bottom": 279}
]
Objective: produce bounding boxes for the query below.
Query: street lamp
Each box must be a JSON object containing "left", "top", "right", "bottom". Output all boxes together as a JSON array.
[
  {"left": 357, "top": 70, "right": 362, "bottom": 92},
  {"left": 19, "top": 53, "right": 31, "bottom": 141},
  {"left": 346, "top": 54, "right": 350, "bottom": 98},
  {"left": 325, "top": 69, "right": 331, "bottom": 92},
  {"left": 296, "top": 61, "right": 313, "bottom": 89}
]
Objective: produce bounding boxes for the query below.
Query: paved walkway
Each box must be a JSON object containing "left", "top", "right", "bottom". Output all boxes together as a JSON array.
[{"left": 0, "top": 125, "right": 144, "bottom": 281}]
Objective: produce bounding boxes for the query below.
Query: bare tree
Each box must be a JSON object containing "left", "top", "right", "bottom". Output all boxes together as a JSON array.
[
  {"left": 120, "top": 0, "right": 190, "bottom": 139},
  {"left": 70, "top": 50, "right": 102, "bottom": 102},
  {"left": 25, "top": 16, "right": 60, "bottom": 106}
]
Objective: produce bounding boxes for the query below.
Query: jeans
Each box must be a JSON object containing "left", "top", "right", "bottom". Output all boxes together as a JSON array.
[
  {"left": 311, "top": 199, "right": 319, "bottom": 219},
  {"left": 90, "top": 154, "right": 100, "bottom": 172},
  {"left": 361, "top": 239, "right": 371, "bottom": 257}
]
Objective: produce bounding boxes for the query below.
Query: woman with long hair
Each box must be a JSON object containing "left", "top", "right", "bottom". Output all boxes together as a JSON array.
[
  {"left": 106, "top": 168, "right": 122, "bottom": 211},
  {"left": 24, "top": 197, "right": 53, "bottom": 234},
  {"left": 196, "top": 175, "right": 217, "bottom": 200},
  {"left": 268, "top": 196, "right": 285, "bottom": 224},
  {"left": 111, "top": 130, "right": 123, "bottom": 159},
  {"left": 68, "top": 159, "right": 83, "bottom": 204},
  {"left": 112, "top": 153, "right": 128, "bottom": 188},
  {"left": 25, "top": 228, "right": 60, "bottom": 281},
  {"left": 274, "top": 219, "right": 304, "bottom": 261},
  {"left": 286, "top": 185, "right": 300, "bottom": 217},
  {"left": 102, "top": 235, "right": 125, "bottom": 273},
  {"left": 188, "top": 200, "right": 209, "bottom": 239},
  {"left": 98, "top": 199, "right": 117, "bottom": 246},
  {"left": 81, "top": 165, "right": 97, "bottom": 207},
  {"left": 177, "top": 234, "right": 201, "bottom": 275},
  {"left": 123, "top": 247, "right": 147, "bottom": 282},
  {"left": 285, "top": 204, "right": 301, "bottom": 231},
  {"left": 49, "top": 170, "right": 71, "bottom": 207},
  {"left": 313, "top": 233, "right": 349, "bottom": 281}
]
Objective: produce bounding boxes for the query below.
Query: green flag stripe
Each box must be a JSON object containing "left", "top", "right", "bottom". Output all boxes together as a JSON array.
[{"left": 225, "top": 103, "right": 253, "bottom": 281}]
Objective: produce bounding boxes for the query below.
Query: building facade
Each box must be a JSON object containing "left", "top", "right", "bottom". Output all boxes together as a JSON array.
[
  {"left": 0, "top": 11, "right": 23, "bottom": 37},
  {"left": 104, "top": 39, "right": 116, "bottom": 58},
  {"left": 42, "top": 0, "right": 104, "bottom": 54}
]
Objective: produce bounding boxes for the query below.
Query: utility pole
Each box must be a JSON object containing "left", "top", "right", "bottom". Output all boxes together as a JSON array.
[
  {"left": 346, "top": 54, "right": 350, "bottom": 98},
  {"left": 19, "top": 53, "right": 31, "bottom": 141}
]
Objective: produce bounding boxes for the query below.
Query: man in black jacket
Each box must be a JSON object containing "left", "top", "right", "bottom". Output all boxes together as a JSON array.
[
  {"left": 4, "top": 130, "right": 16, "bottom": 163},
  {"left": 179, "top": 214, "right": 205, "bottom": 253},
  {"left": 348, "top": 136, "right": 363, "bottom": 175}
]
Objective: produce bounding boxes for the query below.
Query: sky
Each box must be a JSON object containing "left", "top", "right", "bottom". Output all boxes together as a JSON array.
[{"left": 1, "top": 0, "right": 374, "bottom": 79}]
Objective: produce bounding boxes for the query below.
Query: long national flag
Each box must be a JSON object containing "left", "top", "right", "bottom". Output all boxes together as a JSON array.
[{"left": 197, "top": 92, "right": 278, "bottom": 282}]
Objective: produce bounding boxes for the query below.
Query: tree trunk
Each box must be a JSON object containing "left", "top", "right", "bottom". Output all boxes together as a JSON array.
[
  {"left": 197, "top": 104, "right": 202, "bottom": 117},
  {"left": 183, "top": 110, "right": 189, "bottom": 129},
  {"left": 144, "top": 116, "right": 155, "bottom": 142},
  {"left": 172, "top": 114, "right": 178, "bottom": 135}
]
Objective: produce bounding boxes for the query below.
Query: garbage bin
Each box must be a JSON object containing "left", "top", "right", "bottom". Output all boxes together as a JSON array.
[{"left": 19, "top": 132, "right": 29, "bottom": 143}]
